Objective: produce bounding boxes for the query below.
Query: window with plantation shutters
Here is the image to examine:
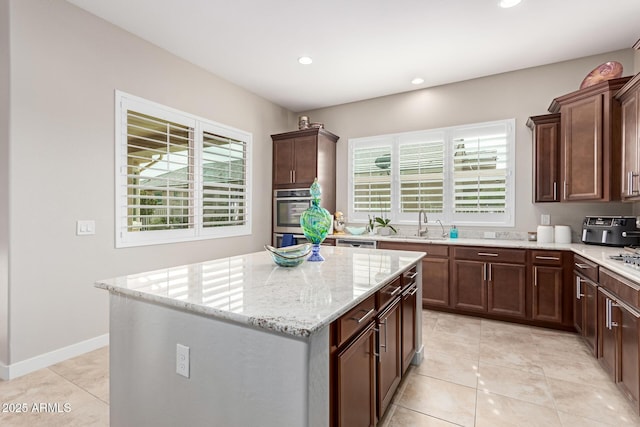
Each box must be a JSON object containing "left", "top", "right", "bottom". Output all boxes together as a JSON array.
[
  {"left": 116, "top": 91, "right": 251, "bottom": 247},
  {"left": 348, "top": 119, "right": 514, "bottom": 227}
]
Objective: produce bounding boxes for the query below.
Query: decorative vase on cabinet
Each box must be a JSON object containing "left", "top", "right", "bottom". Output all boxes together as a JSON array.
[{"left": 300, "top": 178, "right": 332, "bottom": 261}]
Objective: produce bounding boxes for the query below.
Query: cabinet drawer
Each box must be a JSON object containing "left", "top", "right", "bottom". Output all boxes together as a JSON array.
[
  {"left": 531, "top": 250, "right": 563, "bottom": 266},
  {"left": 600, "top": 268, "right": 640, "bottom": 311},
  {"left": 336, "top": 294, "right": 376, "bottom": 347},
  {"left": 573, "top": 254, "right": 599, "bottom": 282},
  {"left": 453, "top": 246, "right": 525, "bottom": 264},
  {"left": 378, "top": 276, "right": 403, "bottom": 310},
  {"left": 402, "top": 266, "right": 418, "bottom": 289}
]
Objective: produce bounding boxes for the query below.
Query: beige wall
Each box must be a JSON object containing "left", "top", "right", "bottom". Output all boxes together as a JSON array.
[
  {"left": 302, "top": 49, "right": 637, "bottom": 237},
  {"left": 0, "top": 0, "right": 10, "bottom": 366},
  {"left": 6, "top": 0, "right": 292, "bottom": 365}
]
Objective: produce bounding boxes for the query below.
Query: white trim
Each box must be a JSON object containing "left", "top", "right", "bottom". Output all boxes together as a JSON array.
[{"left": 0, "top": 334, "right": 109, "bottom": 380}]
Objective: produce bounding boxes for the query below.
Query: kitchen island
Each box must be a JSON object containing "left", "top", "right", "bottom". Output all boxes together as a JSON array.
[{"left": 95, "top": 246, "right": 424, "bottom": 427}]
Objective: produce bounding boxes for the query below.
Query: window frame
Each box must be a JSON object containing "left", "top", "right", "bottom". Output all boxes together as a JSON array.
[
  {"left": 347, "top": 119, "right": 515, "bottom": 227},
  {"left": 115, "top": 90, "right": 252, "bottom": 248}
]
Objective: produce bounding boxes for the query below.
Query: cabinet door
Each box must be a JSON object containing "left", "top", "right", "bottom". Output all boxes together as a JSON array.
[
  {"left": 401, "top": 284, "right": 417, "bottom": 374},
  {"left": 273, "top": 139, "right": 294, "bottom": 186},
  {"left": 487, "top": 262, "right": 526, "bottom": 319},
  {"left": 377, "top": 299, "right": 401, "bottom": 418},
  {"left": 598, "top": 289, "right": 618, "bottom": 381},
  {"left": 618, "top": 304, "right": 640, "bottom": 408},
  {"left": 292, "top": 136, "right": 317, "bottom": 186},
  {"left": 532, "top": 265, "right": 563, "bottom": 323},
  {"left": 573, "top": 273, "right": 585, "bottom": 334},
  {"left": 561, "top": 95, "right": 604, "bottom": 201},
  {"left": 584, "top": 280, "right": 598, "bottom": 357},
  {"left": 337, "top": 323, "right": 376, "bottom": 427},
  {"left": 452, "top": 260, "right": 486, "bottom": 312},
  {"left": 532, "top": 116, "right": 561, "bottom": 202},
  {"left": 422, "top": 257, "right": 449, "bottom": 307},
  {"left": 621, "top": 92, "right": 639, "bottom": 200}
]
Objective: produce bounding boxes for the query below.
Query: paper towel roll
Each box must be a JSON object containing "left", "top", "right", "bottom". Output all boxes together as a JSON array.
[
  {"left": 537, "top": 225, "right": 554, "bottom": 243},
  {"left": 554, "top": 225, "right": 571, "bottom": 243}
]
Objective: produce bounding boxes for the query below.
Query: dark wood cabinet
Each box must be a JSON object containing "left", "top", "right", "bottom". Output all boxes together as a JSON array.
[
  {"left": 376, "top": 299, "right": 402, "bottom": 418},
  {"left": 271, "top": 128, "right": 338, "bottom": 192},
  {"left": 336, "top": 323, "right": 377, "bottom": 427},
  {"left": 452, "top": 247, "right": 526, "bottom": 319},
  {"left": 401, "top": 282, "right": 418, "bottom": 375},
  {"left": 530, "top": 250, "right": 573, "bottom": 326},
  {"left": 597, "top": 268, "right": 640, "bottom": 413},
  {"left": 527, "top": 114, "right": 561, "bottom": 202},
  {"left": 377, "top": 242, "right": 449, "bottom": 308},
  {"left": 616, "top": 74, "right": 640, "bottom": 200},
  {"left": 548, "top": 77, "right": 631, "bottom": 201},
  {"left": 573, "top": 254, "right": 599, "bottom": 356}
]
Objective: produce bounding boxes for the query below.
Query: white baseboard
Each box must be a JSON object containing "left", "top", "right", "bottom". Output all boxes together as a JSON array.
[{"left": 0, "top": 334, "right": 109, "bottom": 381}]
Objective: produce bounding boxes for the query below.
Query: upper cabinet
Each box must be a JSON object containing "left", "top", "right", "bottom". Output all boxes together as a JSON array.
[
  {"left": 271, "top": 128, "right": 339, "bottom": 190},
  {"left": 615, "top": 74, "right": 640, "bottom": 201},
  {"left": 548, "top": 77, "right": 631, "bottom": 202},
  {"left": 527, "top": 114, "right": 561, "bottom": 202}
]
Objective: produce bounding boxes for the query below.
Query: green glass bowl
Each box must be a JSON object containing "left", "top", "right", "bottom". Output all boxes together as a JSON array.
[
  {"left": 264, "top": 243, "right": 312, "bottom": 267},
  {"left": 345, "top": 226, "right": 366, "bottom": 235}
]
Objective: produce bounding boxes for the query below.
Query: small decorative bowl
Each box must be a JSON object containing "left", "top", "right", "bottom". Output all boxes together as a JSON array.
[
  {"left": 264, "top": 243, "right": 312, "bottom": 267},
  {"left": 345, "top": 226, "right": 366, "bottom": 235}
]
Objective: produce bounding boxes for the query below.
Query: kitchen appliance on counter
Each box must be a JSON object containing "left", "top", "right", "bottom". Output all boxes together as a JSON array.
[{"left": 581, "top": 216, "right": 640, "bottom": 247}]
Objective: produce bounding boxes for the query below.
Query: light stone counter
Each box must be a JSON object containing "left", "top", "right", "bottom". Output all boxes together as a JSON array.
[
  {"left": 96, "top": 245, "right": 424, "bottom": 339},
  {"left": 330, "top": 233, "right": 640, "bottom": 283},
  {"left": 96, "top": 246, "right": 425, "bottom": 427}
]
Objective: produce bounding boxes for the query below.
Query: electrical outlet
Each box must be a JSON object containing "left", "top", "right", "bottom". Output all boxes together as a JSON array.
[
  {"left": 176, "top": 344, "right": 190, "bottom": 378},
  {"left": 484, "top": 231, "right": 496, "bottom": 239},
  {"left": 541, "top": 214, "right": 550, "bottom": 225}
]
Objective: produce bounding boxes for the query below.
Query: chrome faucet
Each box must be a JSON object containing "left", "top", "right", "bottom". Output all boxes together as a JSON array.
[
  {"left": 418, "top": 210, "right": 428, "bottom": 236},
  {"left": 436, "top": 219, "right": 447, "bottom": 238}
]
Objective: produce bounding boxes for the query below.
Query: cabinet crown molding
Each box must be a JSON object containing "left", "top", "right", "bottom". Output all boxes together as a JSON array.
[{"left": 548, "top": 76, "right": 633, "bottom": 113}]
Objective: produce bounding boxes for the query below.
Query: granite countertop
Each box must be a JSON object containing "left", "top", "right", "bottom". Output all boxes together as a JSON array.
[
  {"left": 330, "top": 233, "right": 640, "bottom": 283},
  {"left": 95, "top": 246, "right": 424, "bottom": 339}
]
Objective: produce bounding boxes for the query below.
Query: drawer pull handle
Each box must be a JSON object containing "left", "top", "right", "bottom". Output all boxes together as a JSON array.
[
  {"left": 351, "top": 308, "right": 375, "bottom": 324},
  {"left": 575, "top": 263, "right": 590, "bottom": 269},
  {"left": 406, "top": 272, "right": 418, "bottom": 280},
  {"left": 536, "top": 256, "right": 560, "bottom": 261},
  {"left": 409, "top": 286, "right": 418, "bottom": 296},
  {"left": 478, "top": 252, "right": 498, "bottom": 257},
  {"left": 389, "top": 286, "right": 402, "bottom": 296}
]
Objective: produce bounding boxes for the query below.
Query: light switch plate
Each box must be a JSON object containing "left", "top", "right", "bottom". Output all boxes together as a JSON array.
[
  {"left": 76, "top": 220, "right": 96, "bottom": 236},
  {"left": 541, "top": 214, "right": 550, "bottom": 225}
]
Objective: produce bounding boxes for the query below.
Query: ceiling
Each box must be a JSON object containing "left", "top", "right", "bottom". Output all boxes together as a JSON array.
[{"left": 67, "top": 0, "right": 640, "bottom": 113}]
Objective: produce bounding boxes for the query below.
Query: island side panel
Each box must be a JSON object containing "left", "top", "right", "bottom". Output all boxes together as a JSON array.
[{"left": 109, "top": 294, "right": 329, "bottom": 427}]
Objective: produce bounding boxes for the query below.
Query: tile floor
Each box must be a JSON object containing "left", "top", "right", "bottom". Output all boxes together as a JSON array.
[{"left": 0, "top": 310, "right": 639, "bottom": 426}]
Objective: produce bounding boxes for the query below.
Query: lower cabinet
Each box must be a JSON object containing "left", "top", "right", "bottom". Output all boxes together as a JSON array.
[
  {"left": 573, "top": 254, "right": 599, "bottom": 356},
  {"left": 451, "top": 247, "right": 526, "bottom": 319},
  {"left": 376, "top": 299, "right": 402, "bottom": 418},
  {"left": 336, "top": 323, "right": 377, "bottom": 427},
  {"left": 597, "top": 270, "right": 640, "bottom": 413},
  {"left": 331, "top": 265, "right": 419, "bottom": 426}
]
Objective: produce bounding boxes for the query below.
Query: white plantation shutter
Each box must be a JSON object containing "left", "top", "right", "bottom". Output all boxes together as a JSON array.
[
  {"left": 202, "top": 131, "right": 247, "bottom": 228},
  {"left": 399, "top": 138, "right": 444, "bottom": 214},
  {"left": 352, "top": 145, "right": 392, "bottom": 214},
  {"left": 348, "top": 119, "right": 514, "bottom": 227},
  {"left": 116, "top": 91, "right": 251, "bottom": 247},
  {"left": 125, "top": 110, "right": 195, "bottom": 232},
  {"left": 452, "top": 123, "right": 509, "bottom": 215}
]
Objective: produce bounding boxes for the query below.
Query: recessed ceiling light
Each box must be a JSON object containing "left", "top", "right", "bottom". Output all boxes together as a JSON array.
[
  {"left": 499, "top": 0, "right": 522, "bottom": 7},
  {"left": 411, "top": 77, "right": 425, "bottom": 85},
  {"left": 298, "top": 56, "right": 313, "bottom": 65}
]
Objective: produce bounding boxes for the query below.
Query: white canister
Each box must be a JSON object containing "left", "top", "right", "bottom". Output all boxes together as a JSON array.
[
  {"left": 537, "top": 225, "right": 554, "bottom": 243},
  {"left": 554, "top": 225, "right": 571, "bottom": 243}
]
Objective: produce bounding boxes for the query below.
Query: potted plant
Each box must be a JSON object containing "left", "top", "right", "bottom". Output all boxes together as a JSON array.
[{"left": 374, "top": 216, "right": 396, "bottom": 236}]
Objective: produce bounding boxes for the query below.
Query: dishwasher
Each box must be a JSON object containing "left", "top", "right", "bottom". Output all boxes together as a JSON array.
[{"left": 334, "top": 237, "right": 377, "bottom": 249}]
